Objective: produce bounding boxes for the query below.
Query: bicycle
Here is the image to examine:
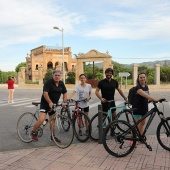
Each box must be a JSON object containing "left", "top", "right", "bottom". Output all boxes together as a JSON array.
[
  {"left": 102, "top": 99, "right": 170, "bottom": 157},
  {"left": 60, "top": 99, "right": 91, "bottom": 142},
  {"left": 89, "top": 100, "right": 136, "bottom": 141},
  {"left": 17, "top": 101, "right": 74, "bottom": 148}
]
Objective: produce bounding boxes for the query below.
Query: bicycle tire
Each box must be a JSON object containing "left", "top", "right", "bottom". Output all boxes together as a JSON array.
[
  {"left": 73, "top": 111, "right": 90, "bottom": 142},
  {"left": 51, "top": 115, "right": 74, "bottom": 148},
  {"left": 60, "top": 107, "right": 71, "bottom": 131},
  {"left": 103, "top": 120, "right": 136, "bottom": 157},
  {"left": 157, "top": 117, "right": 170, "bottom": 151},
  {"left": 17, "top": 112, "right": 38, "bottom": 143},
  {"left": 89, "top": 112, "right": 110, "bottom": 141}
]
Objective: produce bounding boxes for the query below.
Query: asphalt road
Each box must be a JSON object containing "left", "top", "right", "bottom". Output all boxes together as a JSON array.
[{"left": 0, "top": 87, "right": 170, "bottom": 152}]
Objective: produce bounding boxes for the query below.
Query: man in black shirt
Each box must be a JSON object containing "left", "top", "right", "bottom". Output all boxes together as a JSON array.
[
  {"left": 31, "top": 70, "right": 67, "bottom": 142},
  {"left": 95, "top": 68, "right": 127, "bottom": 135}
]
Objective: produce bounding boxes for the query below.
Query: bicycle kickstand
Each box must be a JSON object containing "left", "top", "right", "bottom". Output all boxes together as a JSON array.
[{"left": 144, "top": 142, "right": 152, "bottom": 151}]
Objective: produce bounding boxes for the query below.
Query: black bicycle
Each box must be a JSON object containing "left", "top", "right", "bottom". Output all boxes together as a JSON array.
[
  {"left": 103, "top": 99, "right": 170, "bottom": 157},
  {"left": 60, "top": 99, "right": 90, "bottom": 142}
]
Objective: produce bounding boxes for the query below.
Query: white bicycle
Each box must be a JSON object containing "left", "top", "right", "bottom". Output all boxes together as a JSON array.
[{"left": 17, "top": 102, "right": 74, "bottom": 148}]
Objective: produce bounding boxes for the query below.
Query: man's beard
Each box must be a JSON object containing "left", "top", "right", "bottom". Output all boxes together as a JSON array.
[{"left": 106, "top": 75, "right": 112, "bottom": 80}]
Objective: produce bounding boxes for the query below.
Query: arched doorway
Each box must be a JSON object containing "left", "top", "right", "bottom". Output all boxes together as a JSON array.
[{"left": 75, "top": 49, "right": 113, "bottom": 87}]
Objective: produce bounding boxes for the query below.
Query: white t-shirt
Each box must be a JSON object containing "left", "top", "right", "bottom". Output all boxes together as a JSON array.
[{"left": 74, "top": 83, "right": 92, "bottom": 108}]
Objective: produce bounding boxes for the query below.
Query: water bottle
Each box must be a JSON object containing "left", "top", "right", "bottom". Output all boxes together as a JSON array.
[{"left": 42, "top": 119, "right": 48, "bottom": 127}]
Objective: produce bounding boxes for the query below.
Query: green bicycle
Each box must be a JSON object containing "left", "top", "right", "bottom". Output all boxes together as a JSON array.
[{"left": 89, "top": 100, "right": 136, "bottom": 141}]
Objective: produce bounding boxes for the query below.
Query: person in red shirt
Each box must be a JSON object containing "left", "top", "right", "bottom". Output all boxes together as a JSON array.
[{"left": 6, "top": 76, "right": 16, "bottom": 103}]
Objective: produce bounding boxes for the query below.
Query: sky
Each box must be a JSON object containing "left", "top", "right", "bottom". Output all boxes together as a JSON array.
[{"left": 0, "top": 0, "right": 170, "bottom": 71}]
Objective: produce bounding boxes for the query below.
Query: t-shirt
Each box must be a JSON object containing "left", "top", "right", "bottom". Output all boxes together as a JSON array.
[
  {"left": 133, "top": 84, "right": 149, "bottom": 115},
  {"left": 97, "top": 78, "right": 118, "bottom": 100},
  {"left": 6, "top": 79, "right": 15, "bottom": 89},
  {"left": 41, "top": 79, "right": 67, "bottom": 108},
  {"left": 74, "top": 83, "right": 92, "bottom": 108}
]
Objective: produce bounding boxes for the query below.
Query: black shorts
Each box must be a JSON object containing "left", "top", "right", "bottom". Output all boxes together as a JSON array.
[
  {"left": 79, "top": 106, "right": 89, "bottom": 112},
  {"left": 40, "top": 105, "right": 55, "bottom": 116},
  {"left": 102, "top": 101, "right": 116, "bottom": 112}
]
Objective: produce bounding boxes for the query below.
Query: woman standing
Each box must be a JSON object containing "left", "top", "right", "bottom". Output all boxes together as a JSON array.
[
  {"left": 6, "top": 76, "right": 16, "bottom": 103},
  {"left": 68, "top": 74, "right": 92, "bottom": 135},
  {"left": 132, "top": 72, "right": 160, "bottom": 137}
]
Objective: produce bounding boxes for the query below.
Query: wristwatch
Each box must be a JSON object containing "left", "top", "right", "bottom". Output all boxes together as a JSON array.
[{"left": 124, "top": 97, "right": 127, "bottom": 101}]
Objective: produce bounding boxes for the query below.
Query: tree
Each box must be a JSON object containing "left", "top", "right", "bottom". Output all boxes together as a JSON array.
[
  {"left": 15, "top": 62, "right": 26, "bottom": 73},
  {"left": 66, "top": 72, "right": 75, "bottom": 84},
  {"left": 43, "top": 69, "right": 53, "bottom": 83}
]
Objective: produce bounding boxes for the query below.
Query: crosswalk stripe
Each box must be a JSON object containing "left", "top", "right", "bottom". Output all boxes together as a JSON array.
[
  {"left": 11, "top": 98, "right": 40, "bottom": 107},
  {"left": 0, "top": 98, "right": 30, "bottom": 106}
]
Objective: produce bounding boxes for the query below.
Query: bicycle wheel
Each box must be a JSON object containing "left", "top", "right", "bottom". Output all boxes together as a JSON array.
[
  {"left": 103, "top": 120, "right": 136, "bottom": 157},
  {"left": 89, "top": 112, "right": 110, "bottom": 141},
  {"left": 52, "top": 115, "right": 74, "bottom": 148},
  {"left": 17, "top": 112, "right": 38, "bottom": 143},
  {"left": 157, "top": 117, "right": 170, "bottom": 151},
  {"left": 73, "top": 111, "right": 90, "bottom": 142},
  {"left": 60, "top": 107, "right": 71, "bottom": 131}
]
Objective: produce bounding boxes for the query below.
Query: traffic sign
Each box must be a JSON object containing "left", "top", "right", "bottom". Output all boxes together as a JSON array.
[{"left": 119, "top": 72, "right": 130, "bottom": 77}]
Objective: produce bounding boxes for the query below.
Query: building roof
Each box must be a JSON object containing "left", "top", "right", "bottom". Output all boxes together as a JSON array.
[{"left": 76, "top": 49, "right": 111, "bottom": 58}]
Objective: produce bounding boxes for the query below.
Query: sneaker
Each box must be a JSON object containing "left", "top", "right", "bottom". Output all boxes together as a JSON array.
[
  {"left": 130, "top": 140, "right": 133, "bottom": 146},
  {"left": 31, "top": 131, "right": 38, "bottom": 141},
  {"left": 50, "top": 136, "right": 61, "bottom": 143},
  {"left": 130, "top": 140, "right": 137, "bottom": 148},
  {"left": 11, "top": 101, "right": 14, "bottom": 103},
  {"left": 79, "top": 129, "right": 82, "bottom": 136}
]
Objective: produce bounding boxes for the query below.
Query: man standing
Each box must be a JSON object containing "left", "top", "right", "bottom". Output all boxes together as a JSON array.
[
  {"left": 31, "top": 70, "right": 67, "bottom": 142},
  {"left": 95, "top": 68, "right": 127, "bottom": 135}
]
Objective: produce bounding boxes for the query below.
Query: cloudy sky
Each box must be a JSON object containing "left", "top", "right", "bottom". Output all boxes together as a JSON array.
[{"left": 0, "top": 0, "right": 170, "bottom": 71}]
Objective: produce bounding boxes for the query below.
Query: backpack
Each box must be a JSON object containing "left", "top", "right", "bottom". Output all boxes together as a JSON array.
[{"left": 128, "top": 87, "right": 136, "bottom": 106}]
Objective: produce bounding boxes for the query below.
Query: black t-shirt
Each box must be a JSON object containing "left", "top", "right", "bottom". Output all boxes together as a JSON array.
[
  {"left": 97, "top": 78, "right": 118, "bottom": 100},
  {"left": 133, "top": 84, "right": 149, "bottom": 115},
  {"left": 97, "top": 78, "right": 118, "bottom": 112},
  {"left": 41, "top": 79, "right": 67, "bottom": 108}
]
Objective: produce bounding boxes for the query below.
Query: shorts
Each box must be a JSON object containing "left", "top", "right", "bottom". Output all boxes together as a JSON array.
[
  {"left": 8, "top": 89, "right": 14, "bottom": 92},
  {"left": 40, "top": 105, "right": 55, "bottom": 116},
  {"left": 133, "top": 114, "right": 143, "bottom": 119},
  {"left": 102, "top": 101, "right": 116, "bottom": 112},
  {"left": 79, "top": 106, "right": 89, "bottom": 112}
]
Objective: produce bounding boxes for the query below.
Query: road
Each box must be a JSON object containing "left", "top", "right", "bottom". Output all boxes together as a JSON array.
[{"left": 0, "top": 88, "right": 170, "bottom": 152}]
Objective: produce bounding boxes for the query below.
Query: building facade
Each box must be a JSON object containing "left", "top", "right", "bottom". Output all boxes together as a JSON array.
[{"left": 25, "top": 45, "right": 76, "bottom": 82}]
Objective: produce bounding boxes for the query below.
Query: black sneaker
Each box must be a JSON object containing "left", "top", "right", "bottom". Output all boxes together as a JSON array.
[
  {"left": 50, "top": 136, "right": 61, "bottom": 143},
  {"left": 79, "top": 130, "right": 82, "bottom": 136},
  {"left": 31, "top": 131, "right": 38, "bottom": 141}
]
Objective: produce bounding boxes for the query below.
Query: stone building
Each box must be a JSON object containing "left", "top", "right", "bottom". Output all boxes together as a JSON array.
[
  {"left": 25, "top": 45, "right": 76, "bottom": 82},
  {"left": 25, "top": 46, "right": 113, "bottom": 85}
]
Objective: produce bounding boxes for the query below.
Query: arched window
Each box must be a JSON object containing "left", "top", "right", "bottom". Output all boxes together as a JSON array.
[
  {"left": 35, "top": 64, "right": 38, "bottom": 70},
  {"left": 47, "top": 62, "right": 53, "bottom": 69}
]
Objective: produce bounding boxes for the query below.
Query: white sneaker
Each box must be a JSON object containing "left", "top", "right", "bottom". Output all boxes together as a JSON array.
[{"left": 11, "top": 101, "right": 14, "bottom": 103}]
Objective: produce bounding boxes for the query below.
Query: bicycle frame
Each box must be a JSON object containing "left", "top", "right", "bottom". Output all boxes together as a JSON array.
[
  {"left": 103, "top": 103, "right": 128, "bottom": 128},
  {"left": 125, "top": 101, "right": 169, "bottom": 142}
]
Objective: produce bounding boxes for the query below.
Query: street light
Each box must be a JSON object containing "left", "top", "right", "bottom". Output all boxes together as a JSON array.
[{"left": 53, "top": 26, "right": 65, "bottom": 84}]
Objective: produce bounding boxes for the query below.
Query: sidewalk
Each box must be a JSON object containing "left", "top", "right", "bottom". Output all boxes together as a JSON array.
[{"left": 0, "top": 135, "right": 170, "bottom": 170}]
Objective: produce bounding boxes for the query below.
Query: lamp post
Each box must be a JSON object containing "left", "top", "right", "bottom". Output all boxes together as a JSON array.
[{"left": 53, "top": 26, "right": 65, "bottom": 84}]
